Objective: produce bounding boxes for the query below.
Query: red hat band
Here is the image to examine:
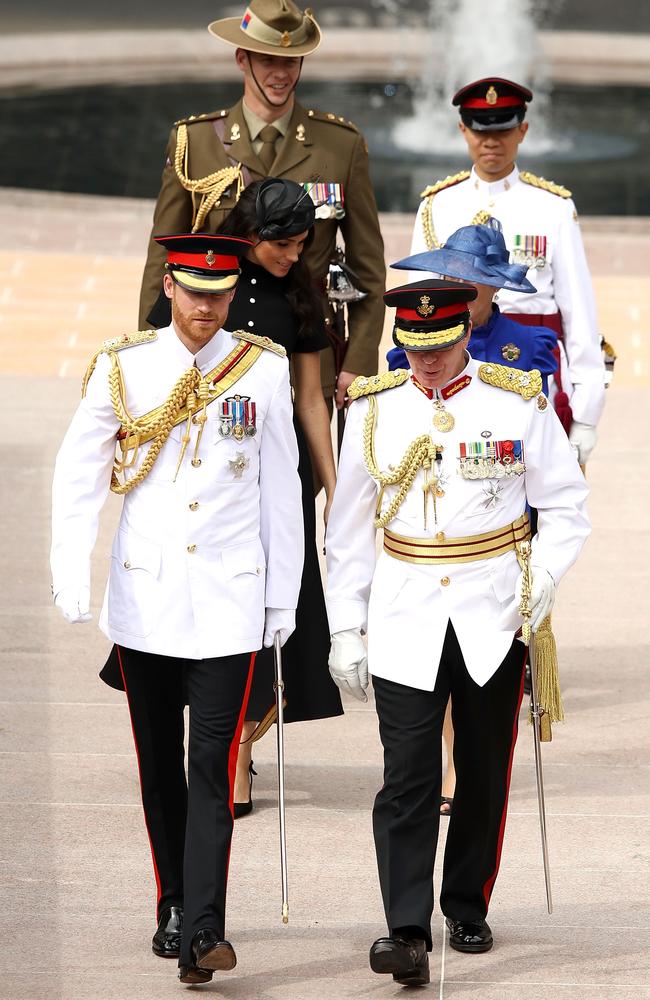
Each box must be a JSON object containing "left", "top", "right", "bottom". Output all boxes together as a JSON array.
[
  {"left": 167, "top": 251, "right": 240, "bottom": 271},
  {"left": 395, "top": 301, "right": 468, "bottom": 323},
  {"left": 462, "top": 95, "right": 522, "bottom": 109}
]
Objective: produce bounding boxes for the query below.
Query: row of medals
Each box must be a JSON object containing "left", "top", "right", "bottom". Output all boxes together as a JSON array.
[
  {"left": 218, "top": 420, "right": 256, "bottom": 441},
  {"left": 431, "top": 400, "right": 525, "bottom": 479}
]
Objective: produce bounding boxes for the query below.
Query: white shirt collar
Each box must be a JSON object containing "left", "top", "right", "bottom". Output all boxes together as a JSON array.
[
  {"left": 470, "top": 164, "right": 519, "bottom": 198},
  {"left": 164, "top": 324, "right": 234, "bottom": 373}
]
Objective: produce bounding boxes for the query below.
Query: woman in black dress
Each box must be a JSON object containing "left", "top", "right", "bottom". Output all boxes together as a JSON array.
[{"left": 218, "top": 178, "right": 342, "bottom": 813}]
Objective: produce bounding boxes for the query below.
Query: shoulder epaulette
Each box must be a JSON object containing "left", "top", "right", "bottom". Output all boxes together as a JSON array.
[
  {"left": 233, "top": 330, "right": 287, "bottom": 357},
  {"left": 420, "top": 171, "right": 470, "bottom": 199},
  {"left": 305, "top": 109, "right": 359, "bottom": 132},
  {"left": 348, "top": 370, "right": 410, "bottom": 401},
  {"left": 103, "top": 330, "right": 158, "bottom": 352},
  {"left": 174, "top": 109, "right": 227, "bottom": 127},
  {"left": 519, "top": 171, "right": 572, "bottom": 199},
  {"left": 478, "top": 363, "right": 542, "bottom": 400}
]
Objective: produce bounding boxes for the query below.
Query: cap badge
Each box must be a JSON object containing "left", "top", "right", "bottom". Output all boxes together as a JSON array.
[
  {"left": 296, "top": 123, "right": 306, "bottom": 142},
  {"left": 417, "top": 295, "right": 435, "bottom": 317},
  {"left": 205, "top": 250, "right": 216, "bottom": 266},
  {"left": 280, "top": 30, "right": 291, "bottom": 47},
  {"left": 501, "top": 343, "right": 521, "bottom": 361},
  {"left": 230, "top": 123, "right": 241, "bottom": 142},
  {"left": 486, "top": 85, "right": 498, "bottom": 105}
]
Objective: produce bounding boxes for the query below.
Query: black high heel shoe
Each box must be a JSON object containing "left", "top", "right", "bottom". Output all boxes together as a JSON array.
[{"left": 234, "top": 762, "right": 257, "bottom": 819}]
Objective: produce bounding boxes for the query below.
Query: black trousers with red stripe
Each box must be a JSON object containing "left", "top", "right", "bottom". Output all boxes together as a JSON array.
[
  {"left": 372, "top": 622, "right": 525, "bottom": 950},
  {"left": 117, "top": 646, "right": 255, "bottom": 965}
]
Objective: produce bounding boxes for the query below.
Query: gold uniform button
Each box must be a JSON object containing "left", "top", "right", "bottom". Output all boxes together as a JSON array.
[
  {"left": 187, "top": 544, "right": 197, "bottom": 554},
  {"left": 123, "top": 560, "right": 131, "bottom": 569},
  {"left": 189, "top": 502, "right": 199, "bottom": 511},
  {"left": 440, "top": 576, "right": 450, "bottom": 587},
  {"left": 435, "top": 532, "right": 445, "bottom": 542}
]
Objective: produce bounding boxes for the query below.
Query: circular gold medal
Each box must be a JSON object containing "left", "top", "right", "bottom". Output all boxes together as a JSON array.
[{"left": 432, "top": 408, "right": 454, "bottom": 432}]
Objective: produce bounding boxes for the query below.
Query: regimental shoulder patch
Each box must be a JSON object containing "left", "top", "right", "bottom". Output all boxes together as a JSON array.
[
  {"left": 537, "top": 393, "right": 548, "bottom": 411},
  {"left": 306, "top": 109, "right": 359, "bottom": 132},
  {"left": 478, "top": 363, "right": 542, "bottom": 401},
  {"left": 174, "top": 109, "right": 225, "bottom": 127},
  {"left": 103, "top": 330, "right": 158, "bottom": 352},
  {"left": 420, "top": 171, "right": 470, "bottom": 199},
  {"left": 348, "top": 369, "right": 410, "bottom": 400},
  {"left": 519, "top": 171, "right": 572, "bottom": 199},
  {"left": 232, "top": 330, "right": 287, "bottom": 357}
]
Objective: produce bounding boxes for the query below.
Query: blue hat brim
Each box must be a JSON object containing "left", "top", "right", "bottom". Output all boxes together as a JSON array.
[{"left": 391, "top": 250, "right": 537, "bottom": 295}]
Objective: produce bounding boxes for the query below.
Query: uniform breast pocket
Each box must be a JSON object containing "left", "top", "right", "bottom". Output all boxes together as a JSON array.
[{"left": 108, "top": 529, "right": 162, "bottom": 637}]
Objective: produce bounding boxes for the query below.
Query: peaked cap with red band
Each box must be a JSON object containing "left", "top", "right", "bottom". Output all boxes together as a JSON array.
[
  {"left": 384, "top": 279, "right": 477, "bottom": 353},
  {"left": 154, "top": 233, "right": 253, "bottom": 294},
  {"left": 453, "top": 77, "right": 532, "bottom": 131}
]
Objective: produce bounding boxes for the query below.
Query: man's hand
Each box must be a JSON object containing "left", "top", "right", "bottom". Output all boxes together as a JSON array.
[
  {"left": 515, "top": 567, "right": 555, "bottom": 632},
  {"left": 568, "top": 421, "right": 597, "bottom": 466},
  {"left": 263, "top": 608, "right": 296, "bottom": 648},
  {"left": 54, "top": 586, "right": 92, "bottom": 624},
  {"left": 335, "top": 370, "right": 356, "bottom": 410},
  {"left": 328, "top": 628, "right": 369, "bottom": 702}
]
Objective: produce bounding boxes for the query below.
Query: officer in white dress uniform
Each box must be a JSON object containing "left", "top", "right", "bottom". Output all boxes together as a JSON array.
[
  {"left": 51, "top": 234, "right": 303, "bottom": 985},
  {"left": 325, "top": 279, "right": 589, "bottom": 985},
  {"left": 409, "top": 77, "right": 605, "bottom": 465}
]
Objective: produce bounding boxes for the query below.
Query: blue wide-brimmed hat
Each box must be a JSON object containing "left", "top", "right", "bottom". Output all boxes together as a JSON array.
[{"left": 392, "top": 218, "right": 537, "bottom": 294}]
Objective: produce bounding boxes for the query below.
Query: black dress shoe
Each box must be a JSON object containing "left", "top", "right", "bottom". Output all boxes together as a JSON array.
[
  {"left": 369, "top": 936, "right": 430, "bottom": 986},
  {"left": 192, "top": 928, "right": 237, "bottom": 972},
  {"left": 445, "top": 917, "right": 493, "bottom": 953},
  {"left": 178, "top": 964, "right": 213, "bottom": 985},
  {"left": 152, "top": 906, "right": 183, "bottom": 958},
  {"left": 234, "top": 761, "right": 256, "bottom": 819}
]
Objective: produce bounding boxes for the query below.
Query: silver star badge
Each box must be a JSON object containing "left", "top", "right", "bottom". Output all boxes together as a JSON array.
[
  {"left": 481, "top": 481, "right": 503, "bottom": 508},
  {"left": 228, "top": 452, "right": 249, "bottom": 479}
]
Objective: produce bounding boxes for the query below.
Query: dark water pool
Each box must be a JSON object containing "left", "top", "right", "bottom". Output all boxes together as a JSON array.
[{"left": 1, "top": 80, "right": 648, "bottom": 214}]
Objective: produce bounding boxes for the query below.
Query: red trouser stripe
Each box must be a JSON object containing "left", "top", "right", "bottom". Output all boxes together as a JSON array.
[
  {"left": 116, "top": 645, "right": 163, "bottom": 912},
  {"left": 227, "top": 652, "right": 257, "bottom": 816},
  {"left": 482, "top": 647, "right": 528, "bottom": 908},
  {"left": 224, "top": 652, "right": 257, "bottom": 891}
]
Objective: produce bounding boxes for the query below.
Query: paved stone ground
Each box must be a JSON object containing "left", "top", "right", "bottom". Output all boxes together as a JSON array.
[{"left": 1, "top": 190, "right": 649, "bottom": 999}]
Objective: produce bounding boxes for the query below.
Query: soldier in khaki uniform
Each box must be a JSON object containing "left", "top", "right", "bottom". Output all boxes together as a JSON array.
[{"left": 139, "top": 0, "right": 385, "bottom": 407}]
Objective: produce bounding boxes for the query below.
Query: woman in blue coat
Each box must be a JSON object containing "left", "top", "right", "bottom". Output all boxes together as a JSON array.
[{"left": 387, "top": 219, "right": 557, "bottom": 395}]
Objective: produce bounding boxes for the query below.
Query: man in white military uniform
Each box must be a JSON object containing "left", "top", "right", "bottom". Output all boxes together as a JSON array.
[
  {"left": 51, "top": 234, "right": 303, "bottom": 985},
  {"left": 326, "top": 279, "right": 589, "bottom": 985},
  {"left": 409, "top": 77, "right": 605, "bottom": 466}
]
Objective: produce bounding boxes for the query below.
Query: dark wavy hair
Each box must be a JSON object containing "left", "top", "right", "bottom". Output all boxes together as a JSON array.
[{"left": 217, "top": 180, "right": 321, "bottom": 340}]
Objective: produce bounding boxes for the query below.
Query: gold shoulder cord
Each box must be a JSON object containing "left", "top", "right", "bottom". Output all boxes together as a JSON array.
[
  {"left": 478, "top": 363, "right": 542, "bottom": 400},
  {"left": 107, "top": 355, "right": 203, "bottom": 494},
  {"left": 174, "top": 123, "right": 244, "bottom": 231},
  {"left": 422, "top": 200, "right": 495, "bottom": 251},
  {"left": 362, "top": 395, "right": 438, "bottom": 528}
]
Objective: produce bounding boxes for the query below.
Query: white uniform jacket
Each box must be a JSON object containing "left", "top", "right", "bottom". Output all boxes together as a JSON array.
[
  {"left": 326, "top": 356, "right": 590, "bottom": 691},
  {"left": 410, "top": 165, "right": 605, "bottom": 427},
  {"left": 51, "top": 325, "right": 304, "bottom": 660}
]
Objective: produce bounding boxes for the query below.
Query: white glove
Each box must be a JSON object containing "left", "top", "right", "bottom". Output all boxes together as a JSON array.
[
  {"left": 54, "top": 586, "right": 92, "bottom": 624},
  {"left": 515, "top": 567, "right": 555, "bottom": 632},
  {"left": 263, "top": 608, "right": 295, "bottom": 648},
  {"left": 568, "top": 421, "right": 597, "bottom": 465},
  {"left": 328, "top": 628, "right": 369, "bottom": 702}
]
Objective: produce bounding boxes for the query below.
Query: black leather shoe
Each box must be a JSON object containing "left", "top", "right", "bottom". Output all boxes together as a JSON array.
[
  {"left": 234, "top": 762, "right": 256, "bottom": 819},
  {"left": 192, "top": 928, "right": 237, "bottom": 972},
  {"left": 369, "top": 936, "right": 430, "bottom": 986},
  {"left": 178, "top": 964, "right": 213, "bottom": 985},
  {"left": 152, "top": 906, "right": 183, "bottom": 958},
  {"left": 446, "top": 918, "right": 493, "bottom": 953}
]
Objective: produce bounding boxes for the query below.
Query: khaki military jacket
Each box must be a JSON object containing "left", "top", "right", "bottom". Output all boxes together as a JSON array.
[{"left": 139, "top": 99, "right": 386, "bottom": 393}]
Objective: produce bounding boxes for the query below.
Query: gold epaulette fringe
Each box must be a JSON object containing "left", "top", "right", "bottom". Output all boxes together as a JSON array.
[
  {"left": 478, "top": 363, "right": 542, "bottom": 400},
  {"left": 232, "top": 330, "right": 287, "bottom": 357},
  {"left": 519, "top": 171, "right": 572, "bottom": 199},
  {"left": 420, "top": 171, "right": 470, "bottom": 199},
  {"left": 348, "top": 369, "right": 410, "bottom": 401}
]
